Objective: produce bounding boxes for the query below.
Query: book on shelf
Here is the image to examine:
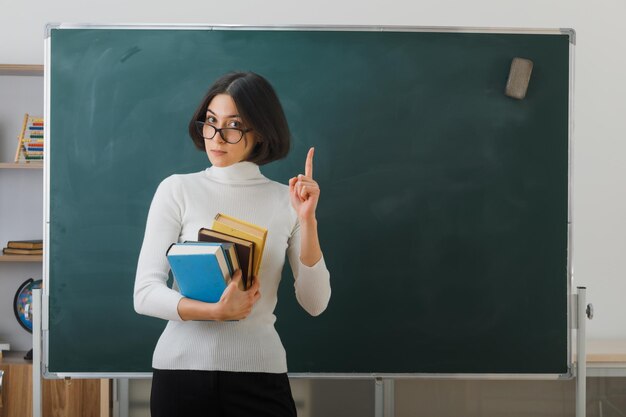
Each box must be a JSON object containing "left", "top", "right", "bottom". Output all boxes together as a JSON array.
[
  {"left": 3, "top": 247, "right": 43, "bottom": 255},
  {"left": 212, "top": 213, "right": 267, "bottom": 277},
  {"left": 198, "top": 227, "right": 254, "bottom": 289},
  {"left": 14, "top": 113, "right": 45, "bottom": 163},
  {"left": 166, "top": 242, "right": 233, "bottom": 303},
  {"left": 7, "top": 239, "right": 43, "bottom": 249}
]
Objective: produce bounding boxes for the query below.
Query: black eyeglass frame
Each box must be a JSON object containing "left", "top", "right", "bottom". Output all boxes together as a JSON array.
[{"left": 194, "top": 121, "right": 253, "bottom": 144}]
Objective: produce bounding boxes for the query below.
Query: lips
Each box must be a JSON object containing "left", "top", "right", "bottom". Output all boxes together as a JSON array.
[{"left": 211, "top": 150, "right": 227, "bottom": 155}]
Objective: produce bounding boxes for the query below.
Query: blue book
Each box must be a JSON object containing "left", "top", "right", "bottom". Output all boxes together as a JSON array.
[{"left": 166, "top": 242, "right": 232, "bottom": 303}]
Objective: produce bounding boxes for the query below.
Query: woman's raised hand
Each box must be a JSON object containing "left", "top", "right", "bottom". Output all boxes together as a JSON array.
[{"left": 289, "top": 147, "right": 320, "bottom": 222}]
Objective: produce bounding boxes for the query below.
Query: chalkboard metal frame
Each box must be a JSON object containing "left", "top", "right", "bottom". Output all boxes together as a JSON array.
[{"left": 42, "top": 24, "right": 575, "bottom": 379}]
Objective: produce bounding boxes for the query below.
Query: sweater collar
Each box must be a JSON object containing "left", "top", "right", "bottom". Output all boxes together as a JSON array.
[{"left": 205, "top": 161, "right": 268, "bottom": 185}]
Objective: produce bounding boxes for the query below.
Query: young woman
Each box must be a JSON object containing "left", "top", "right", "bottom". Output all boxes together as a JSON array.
[{"left": 134, "top": 72, "right": 331, "bottom": 417}]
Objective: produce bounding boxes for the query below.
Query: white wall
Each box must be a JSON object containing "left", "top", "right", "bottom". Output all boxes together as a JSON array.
[{"left": 0, "top": 0, "right": 624, "bottom": 340}]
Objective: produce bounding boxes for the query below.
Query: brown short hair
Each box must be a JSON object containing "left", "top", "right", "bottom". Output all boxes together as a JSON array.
[{"left": 188, "top": 72, "right": 291, "bottom": 165}]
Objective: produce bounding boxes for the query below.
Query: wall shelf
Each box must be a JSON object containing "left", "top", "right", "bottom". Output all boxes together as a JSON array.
[
  {"left": 0, "top": 162, "right": 43, "bottom": 169},
  {"left": 0, "top": 255, "right": 42, "bottom": 262},
  {"left": 0, "top": 64, "right": 44, "bottom": 76}
]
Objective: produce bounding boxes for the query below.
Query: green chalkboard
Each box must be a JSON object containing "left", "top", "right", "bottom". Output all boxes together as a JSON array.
[{"left": 47, "top": 26, "right": 571, "bottom": 375}]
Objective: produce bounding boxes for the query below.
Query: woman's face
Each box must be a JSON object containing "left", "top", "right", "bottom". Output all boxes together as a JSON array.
[{"left": 203, "top": 94, "right": 257, "bottom": 167}]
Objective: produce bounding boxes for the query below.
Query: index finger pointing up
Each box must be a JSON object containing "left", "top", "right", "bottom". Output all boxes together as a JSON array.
[{"left": 305, "top": 147, "right": 314, "bottom": 178}]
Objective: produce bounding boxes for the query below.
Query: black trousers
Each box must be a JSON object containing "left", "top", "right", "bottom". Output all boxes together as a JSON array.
[{"left": 150, "top": 369, "right": 297, "bottom": 417}]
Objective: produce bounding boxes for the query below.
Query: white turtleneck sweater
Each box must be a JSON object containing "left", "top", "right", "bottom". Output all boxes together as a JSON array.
[{"left": 133, "top": 161, "right": 331, "bottom": 373}]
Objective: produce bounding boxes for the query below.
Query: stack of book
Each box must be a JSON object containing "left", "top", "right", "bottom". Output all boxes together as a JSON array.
[
  {"left": 200, "top": 213, "right": 267, "bottom": 288},
  {"left": 14, "top": 114, "right": 44, "bottom": 163},
  {"left": 2, "top": 239, "right": 43, "bottom": 256},
  {"left": 167, "top": 213, "right": 267, "bottom": 305}
]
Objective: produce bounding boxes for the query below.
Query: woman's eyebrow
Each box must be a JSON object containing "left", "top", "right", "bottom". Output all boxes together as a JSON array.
[{"left": 206, "top": 108, "right": 241, "bottom": 118}]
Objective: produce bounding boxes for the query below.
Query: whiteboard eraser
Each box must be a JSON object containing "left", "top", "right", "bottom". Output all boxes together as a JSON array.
[{"left": 505, "top": 57, "right": 533, "bottom": 100}]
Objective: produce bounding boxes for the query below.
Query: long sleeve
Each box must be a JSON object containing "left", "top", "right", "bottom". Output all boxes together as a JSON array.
[
  {"left": 134, "top": 164, "right": 331, "bottom": 373},
  {"left": 133, "top": 176, "right": 185, "bottom": 321},
  {"left": 287, "top": 218, "right": 331, "bottom": 316}
]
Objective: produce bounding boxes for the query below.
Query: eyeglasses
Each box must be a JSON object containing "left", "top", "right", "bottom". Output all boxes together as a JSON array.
[{"left": 194, "top": 121, "right": 252, "bottom": 144}]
